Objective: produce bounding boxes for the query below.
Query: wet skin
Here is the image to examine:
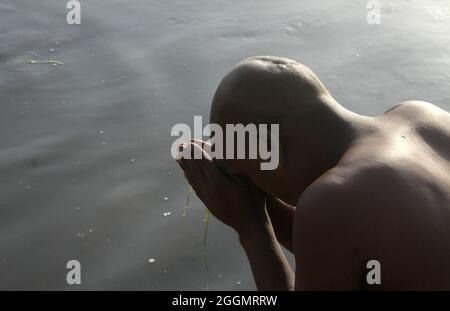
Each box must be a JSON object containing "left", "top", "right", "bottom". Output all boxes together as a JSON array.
[{"left": 176, "top": 56, "right": 450, "bottom": 290}]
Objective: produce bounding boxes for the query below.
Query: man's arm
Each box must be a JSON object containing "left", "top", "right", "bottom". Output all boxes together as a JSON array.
[
  {"left": 293, "top": 181, "right": 363, "bottom": 290},
  {"left": 238, "top": 210, "right": 295, "bottom": 291},
  {"left": 266, "top": 196, "right": 295, "bottom": 253},
  {"left": 176, "top": 141, "right": 295, "bottom": 290}
]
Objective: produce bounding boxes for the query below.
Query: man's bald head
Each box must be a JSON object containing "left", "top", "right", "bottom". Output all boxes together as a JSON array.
[
  {"left": 210, "top": 56, "right": 331, "bottom": 127},
  {"left": 206, "top": 56, "right": 356, "bottom": 203},
  {"left": 205, "top": 56, "right": 340, "bottom": 202}
]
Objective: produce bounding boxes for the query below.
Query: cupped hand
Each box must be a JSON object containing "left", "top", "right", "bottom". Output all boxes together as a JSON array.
[{"left": 176, "top": 140, "right": 268, "bottom": 233}]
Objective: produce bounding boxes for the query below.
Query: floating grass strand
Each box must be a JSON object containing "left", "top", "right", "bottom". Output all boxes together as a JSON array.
[
  {"left": 28, "top": 59, "right": 64, "bottom": 65},
  {"left": 182, "top": 186, "right": 210, "bottom": 271},
  {"left": 183, "top": 187, "right": 193, "bottom": 216}
]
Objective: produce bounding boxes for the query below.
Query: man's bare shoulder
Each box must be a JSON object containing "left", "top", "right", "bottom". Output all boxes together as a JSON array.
[
  {"left": 298, "top": 163, "right": 394, "bottom": 210},
  {"left": 295, "top": 99, "right": 450, "bottom": 237},
  {"left": 384, "top": 100, "right": 450, "bottom": 126},
  {"left": 384, "top": 100, "right": 448, "bottom": 115},
  {"left": 294, "top": 160, "right": 410, "bottom": 232}
]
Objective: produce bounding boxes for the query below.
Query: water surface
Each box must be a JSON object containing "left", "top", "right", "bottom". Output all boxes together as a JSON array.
[{"left": 0, "top": 0, "right": 449, "bottom": 290}]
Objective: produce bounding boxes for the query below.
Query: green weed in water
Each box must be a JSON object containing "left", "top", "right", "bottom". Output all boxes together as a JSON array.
[
  {"left": 183, "top": 187, "right": 193, "bottom": 217},
  {"left": 183, "top": 186, "right": 210, "bottom": 271}
]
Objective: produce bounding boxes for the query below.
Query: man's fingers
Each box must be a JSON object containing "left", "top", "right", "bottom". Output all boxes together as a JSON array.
[
  {"left": 176, "top": 141, "right": 232, "bottom": 193},
  {"left": 185, "top": 142, "right": 213, "bottom": 179},
  {"left": 177, "top": 143, "right": 207, "bottom": 189},
  {"left": 194, "top": 146, "right": 232, "bottom": 186},
  {"left": 189, "top": 139, "right": 211, "bottom": 148},
  {"left": 190, "top": 139, "right": 214, "bottom": 160}
]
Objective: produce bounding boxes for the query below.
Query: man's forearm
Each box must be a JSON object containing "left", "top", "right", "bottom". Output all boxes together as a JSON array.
[
  {"left": 238, "top": 215, "right": 295, "bottom": 291},
  {"left": 266, "top": 196, "right": 295, "bottom": 252}
]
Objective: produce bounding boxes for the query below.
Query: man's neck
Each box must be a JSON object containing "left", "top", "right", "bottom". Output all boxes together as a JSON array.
[{"left": 281, "top": 98, "right": 377, "bottom": 200}]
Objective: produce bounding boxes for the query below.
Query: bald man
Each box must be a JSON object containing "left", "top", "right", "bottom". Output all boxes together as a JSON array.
[{"left": 176, "top": 56, "right": 450, "bottom": 290}]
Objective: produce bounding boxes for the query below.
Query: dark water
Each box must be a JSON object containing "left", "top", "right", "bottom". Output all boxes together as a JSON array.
[{"left": 0, "top": 0, "right": 449, "bottom": 290}]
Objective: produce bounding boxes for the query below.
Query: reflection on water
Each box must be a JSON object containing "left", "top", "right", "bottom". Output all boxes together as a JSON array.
[{"left": 0, "top": 0, "right": 449, "bottom": 290}]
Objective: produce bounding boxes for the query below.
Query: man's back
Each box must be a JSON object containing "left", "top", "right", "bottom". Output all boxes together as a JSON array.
[{"left": 296, "top": 101, "right": 450, "bottom": 290}]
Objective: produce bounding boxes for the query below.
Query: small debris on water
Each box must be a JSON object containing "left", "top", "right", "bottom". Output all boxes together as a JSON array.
[
  {"left": 130, "top": 158, "right": 136, "bottom": 163},
  {"left": 28, "top": 59, "right": 64, "bottom": 65}
]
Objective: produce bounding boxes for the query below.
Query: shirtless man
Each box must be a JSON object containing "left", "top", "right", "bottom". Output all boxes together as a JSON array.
[{"left": 176, "top": 56, "right": 450, "bottom": 290}]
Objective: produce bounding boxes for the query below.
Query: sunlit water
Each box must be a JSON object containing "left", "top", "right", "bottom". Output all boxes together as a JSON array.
[{"left": 0, "top": 0, "right": 449, "bottom": 290}]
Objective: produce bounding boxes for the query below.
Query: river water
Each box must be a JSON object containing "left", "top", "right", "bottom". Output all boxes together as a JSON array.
[{"left": 0, "top": 0, "right": 449, "bottom": 290}]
